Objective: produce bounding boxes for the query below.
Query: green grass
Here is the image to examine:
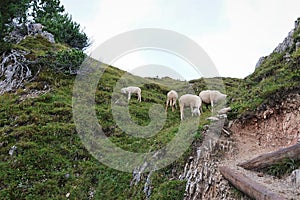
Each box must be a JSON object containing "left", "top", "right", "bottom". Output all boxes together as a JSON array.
[
  {"left": 0, "top": 73, "right": 208, "bottom": 199},
  {"left": 14, "top": 35, "right": 67, "bottom": 58},
  {"left": 2, "top": 22, "right": 300, "bottom": 199},
  {"left": 265, "top": 158, "right": 300, "bottom": 178},
  {"left": 0, "top": 51, "right": 207, "bottom": 199}
]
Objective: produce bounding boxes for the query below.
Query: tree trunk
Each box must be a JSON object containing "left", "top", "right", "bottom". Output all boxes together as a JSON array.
[
  {"left": 238, "top": 143, "right": 300, "bottom": 170},
  {"left": 219, "top": 166, "right": 287, "bottom": 200}
]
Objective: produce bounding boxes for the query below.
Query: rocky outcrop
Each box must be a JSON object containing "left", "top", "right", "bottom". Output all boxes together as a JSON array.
[
  {"left": 273, "top": 29, "right": 295, "bottom": 54},
  {"left": 27, "top": 23, "right": 55, "bottom": 43},
  {"left": 255, "top": 56, "right": 266, "bottom": 69},
  {"left": 4, "top": 24, "right": 27, "bottom": 43},
  {"left": 40, "top": 31, "right": 55, "bottom": 43},
  {"left": 256, "top": 18, "right": 300, "bottom": 69},
  {"left": 179, "top": 117, "right": 243, "bottom": 200},
  {"left": 273, "top": 19, "right": 300, "bottom": 54},
  {"left": 5, "top": 23, "right": 55, "bottom": 44},
  {"left": 0, "top": 50, "right": 32, "bottom": 94}
]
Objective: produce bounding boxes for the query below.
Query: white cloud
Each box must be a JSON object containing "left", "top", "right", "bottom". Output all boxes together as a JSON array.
[
  {"left": 83, "top": 0, "right": 162, "bottom": 50},
  {"left": 61, "top": 0, "right": 300, "bottom": 79},
  {"left": 195, "top": 0, "right": 300, "bottom": 77}
]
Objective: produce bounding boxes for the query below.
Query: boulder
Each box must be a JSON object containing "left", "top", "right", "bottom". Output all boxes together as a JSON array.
[
  {"left": 289, "top": 169, "right": 300, "bottom": 189},
  {"left": 41, "top": 31, "right": 55, "bottom": 43}
]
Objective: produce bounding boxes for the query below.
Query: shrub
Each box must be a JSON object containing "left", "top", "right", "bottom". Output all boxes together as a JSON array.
[{"left": 52, "top": 49, "right": 86, "bottom": 74}]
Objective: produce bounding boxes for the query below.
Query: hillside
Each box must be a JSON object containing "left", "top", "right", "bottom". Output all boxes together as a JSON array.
[
  {"left": 0, "top": 34, "right": 211, "bottom": 199},
  {"left": 0, "top": 18, "right": 300, "bottom": 200}
]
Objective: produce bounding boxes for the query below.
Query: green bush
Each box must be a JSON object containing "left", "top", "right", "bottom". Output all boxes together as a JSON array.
[
  {"left": 32, "top": 0, "right": 90, "bottom": 50},
  {"left": 55, "top": 49, "right": 86, "bottom": 74}
]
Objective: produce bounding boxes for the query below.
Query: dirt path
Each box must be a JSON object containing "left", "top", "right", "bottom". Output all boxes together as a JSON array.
[{"left": 222, "top": 92, "right": 300, "bottom": 199}]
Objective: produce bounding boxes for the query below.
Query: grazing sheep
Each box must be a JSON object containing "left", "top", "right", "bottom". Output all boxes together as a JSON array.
[
  {"left": 27, "top": 23, "right": 44, "bottom": 35},
  {"left": 179, "top": 94, "right": 202, "bottom": 120},
  {"left": 165, "top": 90, "right": 178, "bottom": 112},
  {"left": 199, "top": 90, "right": 227, "bottom": 113},
  {"left": 121, "top": 86, "right": 142, "bottom": 102}
]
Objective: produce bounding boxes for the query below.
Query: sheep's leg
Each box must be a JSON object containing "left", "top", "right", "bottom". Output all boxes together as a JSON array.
[
  {"left": 173, "top": 98, "right": 177, "bottom": 110},
  {"left": 200, "top": 105, "right": 203, "bottom": 114},
  {"left": 128, "top": 92, "right": 131, "bottom": 101},
  {"left": 211, "top": 100, "right": 214, "bottom": 113},
  {"left": 171, "top": 99, "right": 175, "bottom": 112},
  {"left": 138, "top": 92, "right": 141, "bottom": 102},
  {"left": 197, "top": 105, "right": 201, "bottom": 116},
  {"left": 180, "top": 105, "right": 184, "bottom": 120},
  {"left": 165, "top": 99, "right": 169, "bottom": 112},
  {"left": 191, "top": 105, "right": 194, "bottom": 116}
]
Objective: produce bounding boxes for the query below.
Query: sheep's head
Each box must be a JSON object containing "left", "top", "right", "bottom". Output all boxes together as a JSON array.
[
  {"left": 121, "top": 88, "right": 126, "bottom": 94},
  {"left": 219, "top": 94, "right": 227, "bottom": 101},
  {"left": 192, "top": 108, "right": 201, "bottom": 116}
]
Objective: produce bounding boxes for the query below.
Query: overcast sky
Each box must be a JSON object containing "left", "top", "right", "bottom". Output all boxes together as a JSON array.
[{"left": 60, "top": 0, "right": 300, "bottom": 80}]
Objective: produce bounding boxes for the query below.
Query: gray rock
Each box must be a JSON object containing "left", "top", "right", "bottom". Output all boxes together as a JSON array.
[
  {"left": 283, "top": 53, "right": 291, "bottom": 62},
  {"left": 295, "top": 18, "right": 300, "bottom": 30},
  {"left": 207, "top": 116, "right": 219, "bottom": 121},
  {"left": 4, "top": 25, "right": 27, "bottom": 43},
  {"left": 217, "top": 107, "right": 232, "bottom": 115},
  {"left": 289, "top": 169, "right": 300, "bottom": 189},
  {"left": 41, "top": 31, "right": 55, "bottom": 43},
  {"left": 9, "top": 145, "right": 17, "bottom": 156},
  {"left": 273, "top": 30, "right": 294, "bottom": 53},
  {"left": 296, "top": 42, "right": 300, "bottom": 51},
  {"left": 65, "top": 173, "right": 70, "bottom": 179},
  {"left": 255, "top": 56, "right": 266, "bottom": 68},
  {"left": 273, "top": 18, "right": 300, "bottom": 54},
  {"left": 27, "top": 23, "right": 44, "bottom": 35}
]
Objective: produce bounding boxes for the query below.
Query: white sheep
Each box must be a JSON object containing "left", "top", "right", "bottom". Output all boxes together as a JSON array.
[
  {"left": 179, "top": 94, "right": 202, "bottom": 120},
  {"left": 121, "top": 86, "right": 142, "bottom": 102},
  {"left": 199, "top": 90, "right": 227, "bottom": 113},
  {"left": 165, "top": 90, "right": 178, "bottom": 112}
]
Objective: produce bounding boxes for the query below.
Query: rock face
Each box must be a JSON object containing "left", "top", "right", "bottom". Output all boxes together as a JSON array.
[
  {"left": 0, "top": 50, "right": 32, "bottom": 94},
  {"left": 273, "top": 29, "right": 295, "bottom": 54},
  {"left": 273, "top": 18, "right": 300, "bottom": 54},
  {"left": 179, "top": 118, "right": 241, "bottom": 200},
  {"left": 256, "top": 18, "right": 300, "bottom": 69},
  {"left": 27, "top": 23, "right": 44, "bottom": 35},
  {"left": 290, "top": 169, "right": 300, "bottom": 190},
  {"left": 5, "top": 25, "right": 27, "bottom": 43},
  {"left": 5, "top": 23, "right": 56, "bottom": 44},
  {"left": 236, "top": 90, "right": 300, "bottom": 148},
  {"left": 255, "top": 56, "right": 266, "bottom": 69},
  {"left": 41, "top": 31, "right": 55, "bottom": 43}
]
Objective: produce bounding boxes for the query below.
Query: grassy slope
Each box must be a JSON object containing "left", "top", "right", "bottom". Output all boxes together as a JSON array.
[
  {"left": 1, "top": 19, "right": 300, "bottom": 199},
  {"left": 0, "top": 37, "right": 211, "bottom": 200}
]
